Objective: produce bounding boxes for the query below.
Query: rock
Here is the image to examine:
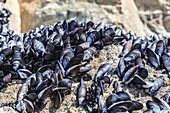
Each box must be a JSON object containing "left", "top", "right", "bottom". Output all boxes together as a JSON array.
[
  {"left": 121, "top": 0, "right": 146, "bottom": 36},
  {"left": 134, "top": 0, "right": 163, "bottom": 11},
  {"left": 18, "top": 0, "right": 42, "bottom": 32},
  {"left": 0, "top": 107, "right": 17, "bottom": 113},
  {"left": 163, "top": 16, "right": 170, "bottom": 32},
  {"left": 90, "top": 0, "right": 121, "bottom": 5},
  {"left": 4, "top": 0, "right": 21, "bottom": 34}
]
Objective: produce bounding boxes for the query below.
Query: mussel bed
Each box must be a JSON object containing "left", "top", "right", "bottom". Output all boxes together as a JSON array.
[{"left": 0, "top": 2, "right": 170, "bottom": 113}]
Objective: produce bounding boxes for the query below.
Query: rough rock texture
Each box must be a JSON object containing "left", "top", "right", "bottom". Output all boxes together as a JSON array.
[
  {"left": 134, "top": 0, "right": 163, "bottom": 11},
  {"left": 4, "top": 0, "right": 21, "bottom": 34},
  {"left": 4, "top": 0, "right": 170, "bottom": 36},
  {"left": 121, "top": 0, "right": 148, "bottom": 36},
  {"left": 18, "top": 0, "right": 42, "bottom": 32}
]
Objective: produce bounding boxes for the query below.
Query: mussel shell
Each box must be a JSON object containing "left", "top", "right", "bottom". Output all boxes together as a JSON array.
[
  {"left": 33, "top": 61, "right": 44, "bottom": 71},
  {"left": 26, "top": 92, "right": 38, "bottom": 101},
  {"left": 129, "top": 101, "right": 143, "bottom": 111},
  {"left": 106, "top": 93, "right": 120, "bottom": 108},
  {"left": 52, "top": 90, "right": 62, "bottom": 108},
  {"left": 17, "top": 83, "right": 29, "bottom": 101},
  {"left": 0, "top": 61, "right": 12, "bottom": 72},
  {"left": 17, "top": 69, "right": 32, "bottom": 79},
  {"left": 146, "top": 48, "right": 160, "bottom": 68},
  {"left": 150, "top": 76, "right": 164, "bottom": 94},
  {"left": 102, "top": 35, "right": 113, "bottom": 45},
  {"left": 38, "top": 85, "right": 52, "bottom": 100},
  {"left": 119, "top": 39, "right": 133, "bottom": 57},
  {"left": 94, "top": 63, "right": 112, "bottom": 81},
  {"left": 161, "top": 92, "right": 170, "bottom": 103},
  {"left": 132, "top": 74, "right": 147, "bottom": 85},
  {"left": 155, "top": 40, "right": 164, "bottom": 56},
  {"left": 77, "top": 79, "right": 86, "bottom": 106},
  {"left": 58, "top": 78, "right": 72, "bottom": 94},
  {"left": 138, "top": 67, "right": 148, "bottom": 79},
  {"left": 37, "top": 64, "right": 53, "bottom": 73},
  {"left": 68, "top": 53, "right": 84, "bottom": 68},
  {"left": 136, "top": 58, "right": 145, "bottom": 68},
  {"left": 146, "top": 100, "right": 161, "bottom": 113},
  {"left": 117, "top": 57, "right": 126, "bottom": 77},
  {"left": 116, "top": 91, "right": 131, "bottom": 101},
  {"left": 162, "top": 53, "right": 170, "bottom": 73},
  {"left": 104, "top": 27, "right": 115, "bottom": 36},
  {"left": 66, "top": 62, "right": 87, "bottom": 76},
  {"left": 92, "top": 40, "right": 104, "bottom": 50},
  {"left": 0, "top": 70, "right": 4, "bottom": 78},
  {"left": 46, "top": 43, "right": 55, "bottom": 53},
  {"left": 83, "top": 46, "right": 97, "bottom": 61},
  {"left": 35, "top": 79, "right": 50, "bottom": 92},
  {"left": 108, "top": 100, "right": 133, "bottom": 112},
  {"left": 43, "top": 52, "right": 54, "bottom": 61},
  {"left": 23, "top": 99, "right": 34, "bottom": 113},
  {"left": 122, "top": 65, "right": 138, "bottom": 82},
  {"left": 79, "top": 65, "right": 92, "bottom": 73}
]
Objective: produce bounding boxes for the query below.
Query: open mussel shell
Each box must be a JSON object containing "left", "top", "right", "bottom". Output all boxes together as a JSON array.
[
  {"left": 58, "top": 78, "right": 72, "bottom": 94},
  {"left": 17, "top": 69, "right": 32, "bottom": 79},
  {"left": 66, "top": 62, "right": 87, "bottom": 76},
  {"left": 37, "top": 64, "right": 53, "bottom": 73},
  {"left": 108, "top": 100, "right": 133, "bottom": 112},
  {"left": 132, "top": 74, "right": 147, "bottom": 85},
  {"left": 38, "top": 85, "right": 52, "bottom": 101},
  {"left": 122, "top": 65, "right": 138, "bottom": 83},
  {"left": 33, "top": 61, "right": 44, "bottom": 71}
]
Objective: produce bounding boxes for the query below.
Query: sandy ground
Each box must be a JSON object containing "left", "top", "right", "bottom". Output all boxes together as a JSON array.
[{"left": 0, "top": 44, "right": 170, "bottom": 113}]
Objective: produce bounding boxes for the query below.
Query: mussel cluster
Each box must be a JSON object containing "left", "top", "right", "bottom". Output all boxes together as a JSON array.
[
  {"left": 144, "top": 93, "right": 170, "bottom": 112},
  {"left": 116, "top": 32, "right": 169, "bottom": 94},
  {"left": 77, "top": 63, "right": 143, "bottom": 112},
  {"left": 0, "top": 1, "right": 170, "bottom": 113}
]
